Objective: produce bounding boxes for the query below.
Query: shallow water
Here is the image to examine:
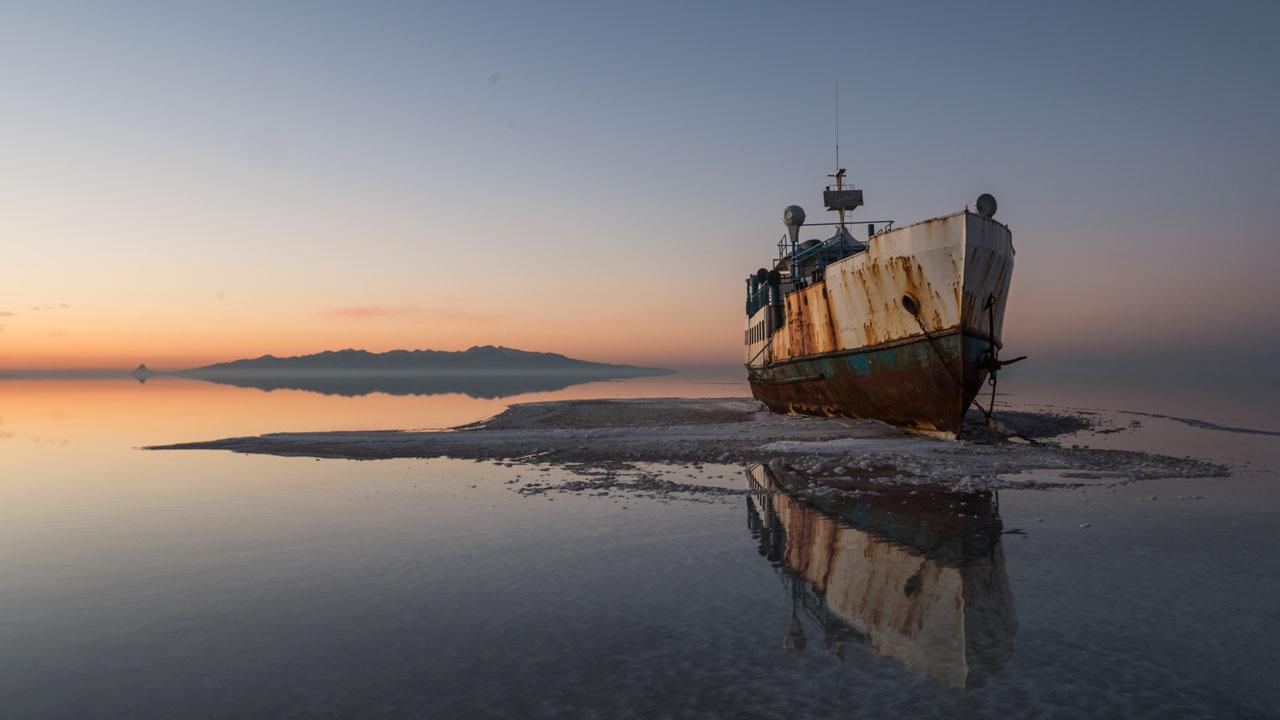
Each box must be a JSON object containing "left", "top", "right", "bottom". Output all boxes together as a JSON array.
[{"left": 2, "top": 372, "right": 1279, "bottom": 718}]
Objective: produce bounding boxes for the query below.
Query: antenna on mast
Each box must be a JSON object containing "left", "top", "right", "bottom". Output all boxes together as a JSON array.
[
  {"left": 822, "top": 79, "right": 862, "bottom": 231},
  {"left": 827, "top": 81, "right": 849, "bottom": 231}
]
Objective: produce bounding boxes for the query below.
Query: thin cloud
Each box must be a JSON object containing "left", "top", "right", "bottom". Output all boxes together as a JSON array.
[
  {"left": 0, "top": 311, "right": 14, "bottom": 317},
  {"left": 315, "top": 304, "right": 495, "bottom": 325},
  {"left": 317, "top": 305, "right": 412, "bottom": 320}
]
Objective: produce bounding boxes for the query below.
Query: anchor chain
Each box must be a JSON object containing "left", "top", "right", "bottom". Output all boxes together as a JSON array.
[{"left": 907, "top": 294, "right": 1026, "bottom": 437}]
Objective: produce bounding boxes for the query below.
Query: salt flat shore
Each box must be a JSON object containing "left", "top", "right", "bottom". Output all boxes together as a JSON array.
[{"left": 148, "top": 398, "right": 1227, "bottom": 492}]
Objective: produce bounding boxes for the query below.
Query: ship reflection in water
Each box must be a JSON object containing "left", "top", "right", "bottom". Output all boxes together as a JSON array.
[{"left": 746, "top": 463, "right": 1017, "bottom": 689}]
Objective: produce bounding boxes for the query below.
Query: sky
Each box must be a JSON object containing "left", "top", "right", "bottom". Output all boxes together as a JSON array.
[{"left": 1, "top": 0, "right": 1277, "bottom": 371}]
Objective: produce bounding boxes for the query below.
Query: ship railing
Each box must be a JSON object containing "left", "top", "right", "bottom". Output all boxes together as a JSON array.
[
  {"left": 776, "top": 220, "right": 897, "bottom": 258},
  {"left": 778, "top": 219, "right": 896, "bottom": 288}
]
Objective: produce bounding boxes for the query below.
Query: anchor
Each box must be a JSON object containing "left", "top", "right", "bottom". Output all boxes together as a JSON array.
[
  {"left": 976, "top": 295, "right": 1026, "bottom": 431},
  {"left": 979, "top": 352, "right": 1027, "bottom": 374}
]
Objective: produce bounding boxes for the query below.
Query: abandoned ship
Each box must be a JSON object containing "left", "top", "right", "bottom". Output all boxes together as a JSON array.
[{"left": 744, "top": 170, "right": 1019, "bottom": 439}]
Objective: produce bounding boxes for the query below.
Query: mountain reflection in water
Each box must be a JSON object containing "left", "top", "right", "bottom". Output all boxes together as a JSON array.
[
  {"left": 746, "top": 463, "right": 1018, "bottom": 689},
  {"left": 162, "top": 371, "right": 655, "bottom": 399}
]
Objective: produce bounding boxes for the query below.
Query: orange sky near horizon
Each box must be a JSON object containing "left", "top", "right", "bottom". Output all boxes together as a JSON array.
[
  {"left": 0, "top": 295, "right": 732, "bottom": 370},
  {"left": 0, "top": 248, "right": 742, "bottom": 369},
  {"left": 2, "top": 200, "right": 1276, "bottom": 371},
  {"left": 3, "top": 218, "right": 1275, "bottom": 372}
]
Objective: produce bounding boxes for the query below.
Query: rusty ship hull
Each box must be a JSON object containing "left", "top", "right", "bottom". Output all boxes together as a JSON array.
[
  {"left": 749, "top": 330, "right": 994, "bottom": 435},
  {"left": 745, "top": 211, "right": 1014, "bottom": 438}
]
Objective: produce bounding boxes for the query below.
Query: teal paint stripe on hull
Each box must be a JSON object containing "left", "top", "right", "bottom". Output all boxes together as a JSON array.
[{"left": 748, "top": 332, "right": 993, "bottom": 437}]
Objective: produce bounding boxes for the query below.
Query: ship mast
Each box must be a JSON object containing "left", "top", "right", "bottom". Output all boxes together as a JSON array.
[
  {"left": 829, "top": 168, "right": 847, "bottom": 231},
  {"left": 827, "top": 82, "right": 847, "bottom": 233}
]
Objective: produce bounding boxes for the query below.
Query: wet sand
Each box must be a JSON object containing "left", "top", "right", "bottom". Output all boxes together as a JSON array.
[{"left": 150, "top": 398, "right": 1228, "bottom": 493}]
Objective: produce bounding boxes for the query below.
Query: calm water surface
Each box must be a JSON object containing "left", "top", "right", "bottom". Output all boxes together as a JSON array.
[{"left": 2, "top": 372, "right": 1279, "bottom": 718}]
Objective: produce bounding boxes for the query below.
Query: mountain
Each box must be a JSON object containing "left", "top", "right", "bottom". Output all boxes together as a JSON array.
[
  {"left": 163, "top": 346, "right": 674, "bottom": 399},
  {"left": 181, "top": 346, "right": 671, "bottom": 376}
]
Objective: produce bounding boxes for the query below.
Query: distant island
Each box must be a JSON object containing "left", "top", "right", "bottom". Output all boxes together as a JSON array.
[{"left": 141, "top": 346, "right": 674, "bottom": 399}]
